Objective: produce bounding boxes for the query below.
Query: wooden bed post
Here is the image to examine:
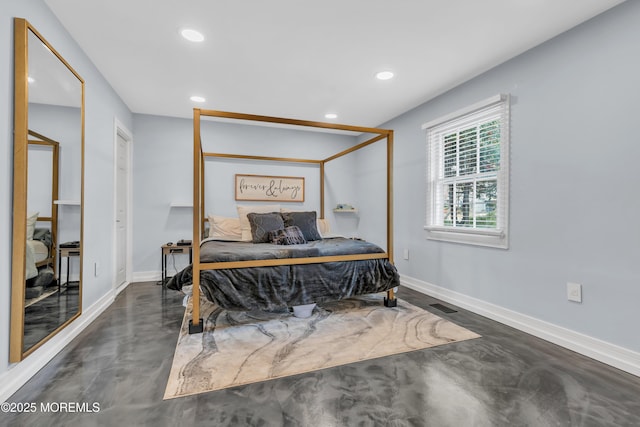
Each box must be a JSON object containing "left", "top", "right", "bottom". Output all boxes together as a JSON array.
[
  {"left": 319, "top": 161, "right": 325, "bottom": 219},
  {"left": 189, "top": 108, "right": 203, "bottom": 333},
  {"left": 384, "top": 131, "right": 397, "bottom": 307},
  {"left": 200, "top": 151, "right": 205, "bottom": 236},
  {"left": 52, "top": 141, "right": 59, "bottom": 278},
  {"left": 386, "top": 131, "right": 394, "bottom": 264}
]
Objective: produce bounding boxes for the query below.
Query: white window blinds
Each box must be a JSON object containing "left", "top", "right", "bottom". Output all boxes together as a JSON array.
[{"left": 424, "top": 94, "right": 510, "bottom": 248}]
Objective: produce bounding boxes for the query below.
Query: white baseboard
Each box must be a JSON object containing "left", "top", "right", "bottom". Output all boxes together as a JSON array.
[
  {"left": 0, "top": 290, "right": 115, "bottom": 402},
  {"left": 132, "top": 271, "right": 160, "bottom": 283},
  {"left": 400, "top": 274, "right": 640, "bottom": 378},
  {"left": 115, "top": 280, "right": 131, "bottom": 297}
]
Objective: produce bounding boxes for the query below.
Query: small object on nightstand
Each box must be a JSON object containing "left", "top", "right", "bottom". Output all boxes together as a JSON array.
[
  {"left": 166, "top": 242, "right": 173, "bottom": 246},
  {"left": 59, "top": 240, "right": 80, "bottom": 248},
  {"left": 177, "top": 239, "right": 191, "bottom": 246}
]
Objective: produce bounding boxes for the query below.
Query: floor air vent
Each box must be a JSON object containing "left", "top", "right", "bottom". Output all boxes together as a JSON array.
[{"left": 430, "top": 303, "right": 457, "bottom": 314}]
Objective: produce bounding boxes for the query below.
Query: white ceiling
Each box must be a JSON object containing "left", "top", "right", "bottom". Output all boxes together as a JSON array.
[{"left": 44, "top": 0, "right": 624, "bottom": 127}]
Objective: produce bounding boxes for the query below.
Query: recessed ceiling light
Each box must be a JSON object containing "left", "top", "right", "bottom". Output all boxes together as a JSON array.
[
  {"left": 190, "top": 96, "right": 206, "bottom": 103},
  {"left": 376, "top": 71, "right": 394, "bottom": 80},
  {"left": 325, "top": 113, "right": 338, "bottom": 119},
  {"left": 181, "top": 29, "right": 204, "bottom": 42}
]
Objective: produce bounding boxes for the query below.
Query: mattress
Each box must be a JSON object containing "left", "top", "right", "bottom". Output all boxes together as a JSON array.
[
  {"left": 198, "top": 236, "right": 389, "bottom": 262},
  {"left": 168, "top": 237, "right": 400, "bottom": 311}
]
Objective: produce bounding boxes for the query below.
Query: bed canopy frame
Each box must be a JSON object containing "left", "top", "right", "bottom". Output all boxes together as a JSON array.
[
  {"left": 28, "top": 129, "right": 59, "bottom": 273},
  {"left": 190, "top": 109, "right": 395, "bottom": 333}
]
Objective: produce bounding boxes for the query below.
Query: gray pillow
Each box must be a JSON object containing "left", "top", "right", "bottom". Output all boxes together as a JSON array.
[
  {"left": 281, "top": 211, "right": 322, "bottom": 241},
  {"left": 247, "top": 212, "right": 285, "bottom": 243},
  {"left": 269, "top": 226, "right": 307, "bottom": 245},
  {"left": 33, "top": 228, "right": 52, "bottom": 247}
]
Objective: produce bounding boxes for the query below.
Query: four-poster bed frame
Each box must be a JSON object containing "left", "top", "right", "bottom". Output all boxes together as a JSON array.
[{"left": 189, "top": 108, "right": 396, "bottom": 333}]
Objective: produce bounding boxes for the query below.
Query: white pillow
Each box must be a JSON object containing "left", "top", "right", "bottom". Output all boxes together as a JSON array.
[
  {"left": 237, "top": 204, "right": 281, "bottom": 241},
  {"left": 25, "top": 241, "right": 38, "bottom": 280},
  {"left": 26, "top": 212, "right": 39, "bottom": 241},
  {"left": 208, "top": 215, "right": 242, "bottom": 240},
  {"left": 317, "top": 218, "right": 331, "bottom": 236}
]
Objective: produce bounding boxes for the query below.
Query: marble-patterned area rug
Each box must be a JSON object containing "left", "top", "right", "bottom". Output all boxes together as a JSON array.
[{"left": 164, "top": 293, "right": 480, "bottom": 399}]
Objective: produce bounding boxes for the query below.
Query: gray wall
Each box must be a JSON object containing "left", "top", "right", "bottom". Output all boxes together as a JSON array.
[
  {"left": 359, "top": 1, "right": 640, "bottom": 352},
  {"left": 132, "top": 113, "right": 359, "bottom": 274},
  {"left": 1, "top": 0, "right": 132, "bottom": 377}
]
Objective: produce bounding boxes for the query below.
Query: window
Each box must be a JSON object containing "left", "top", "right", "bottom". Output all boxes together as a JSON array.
[{"left": 423, "top": 94, "right": 510, "bottom": 248}]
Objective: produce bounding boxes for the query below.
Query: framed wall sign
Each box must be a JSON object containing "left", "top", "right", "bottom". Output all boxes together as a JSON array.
[{"left": 235, "top": 174, "right": 305, "bottom": 202}]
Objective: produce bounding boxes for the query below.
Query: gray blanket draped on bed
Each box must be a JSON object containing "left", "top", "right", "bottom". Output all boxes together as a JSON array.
[{"left": 167, "top": 237, "right": 400, "bottom": 311}]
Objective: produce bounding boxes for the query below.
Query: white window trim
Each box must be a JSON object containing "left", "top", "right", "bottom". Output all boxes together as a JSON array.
[{"left": 423, "top": 94, "right": 510, "bottom": 249}]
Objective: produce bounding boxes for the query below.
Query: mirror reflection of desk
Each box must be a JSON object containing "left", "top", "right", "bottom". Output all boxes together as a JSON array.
[{"left": 58, "top": 242, "right": 80, "bottom": 291}]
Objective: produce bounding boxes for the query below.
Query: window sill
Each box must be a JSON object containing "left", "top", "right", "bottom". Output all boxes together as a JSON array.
[{"left": 424, "top": 226, "right": 508, "bottom": 249}]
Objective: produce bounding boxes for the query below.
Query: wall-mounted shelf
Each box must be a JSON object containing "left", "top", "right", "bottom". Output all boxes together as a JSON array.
[
  {"left": 54, "top": 200, "right": 80, "bottom": 206},
  {"left": 333, "top": 208, "right": 358, "bottom": 213},
  {"left": 170, "top": 202, "right": 193, "bottom": 208}
]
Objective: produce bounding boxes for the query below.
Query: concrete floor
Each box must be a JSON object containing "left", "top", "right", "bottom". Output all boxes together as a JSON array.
[
  {"left": 23, "top": 286, "right": 80, "bottom": 353},
  {"left": 5, "top": 281, "right": 640, "bottom": 426}
]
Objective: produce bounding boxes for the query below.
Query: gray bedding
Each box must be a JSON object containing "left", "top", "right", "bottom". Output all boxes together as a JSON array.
[{"left": 167, "top": 237, "right": 400, "bottom": 311}]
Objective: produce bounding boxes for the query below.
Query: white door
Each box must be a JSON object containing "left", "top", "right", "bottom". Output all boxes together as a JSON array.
[{"left": 115, "top": 132, "right": 129, "bottom": 287}]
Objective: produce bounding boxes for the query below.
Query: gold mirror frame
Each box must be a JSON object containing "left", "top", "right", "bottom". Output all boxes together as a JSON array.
[{"left": 10, "top": 18, "right": 85, "bottom": 362}]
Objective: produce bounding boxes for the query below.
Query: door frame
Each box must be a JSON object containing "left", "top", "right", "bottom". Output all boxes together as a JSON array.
[{"left": 113, "top": 118, "right": 133, "bottom": 293}]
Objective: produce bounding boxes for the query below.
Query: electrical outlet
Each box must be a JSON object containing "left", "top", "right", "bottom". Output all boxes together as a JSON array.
[
  {"left": 567, "top": 282, "right": 582, "bottom": 303},
  {"left": 403, "top": 249, "right": 409, "bottom": 260}
]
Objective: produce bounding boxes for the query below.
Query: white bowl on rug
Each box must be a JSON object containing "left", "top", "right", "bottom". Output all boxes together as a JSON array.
[{"left": 292, "top": 303, "right": 316, "bottom": 318}]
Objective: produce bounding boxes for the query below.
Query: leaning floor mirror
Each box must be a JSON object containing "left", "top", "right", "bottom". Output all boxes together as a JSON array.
[{"left": 10, "top": 18, "right": 84, "bottom": 362}]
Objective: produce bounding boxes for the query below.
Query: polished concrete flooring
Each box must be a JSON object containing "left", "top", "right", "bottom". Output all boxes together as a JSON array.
[
  {"left": 5, "top": 282, "right": 640, "bottom": 426},
  {"left": 23, "top": 286, "right": 80, "bottom": 353}
]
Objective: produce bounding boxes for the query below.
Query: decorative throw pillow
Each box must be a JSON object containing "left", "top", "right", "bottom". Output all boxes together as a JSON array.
[
  {"left": 247, "top": 212, "right": 285, "bottom": 243},
  {"left": 269, "top": 226, "right": 307, "bottom": 245},
  {"left": 33, "top": 228, "right": 52, "bottom": 246},
  {"left": 237, "top": 204, "right": 281, "bottom": 241},
  {"left": 281, "top": 211, "right": 322, "bottom": 241},
  {"left": 281, "top": 208, "right": 330, "bottom": 237}
]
